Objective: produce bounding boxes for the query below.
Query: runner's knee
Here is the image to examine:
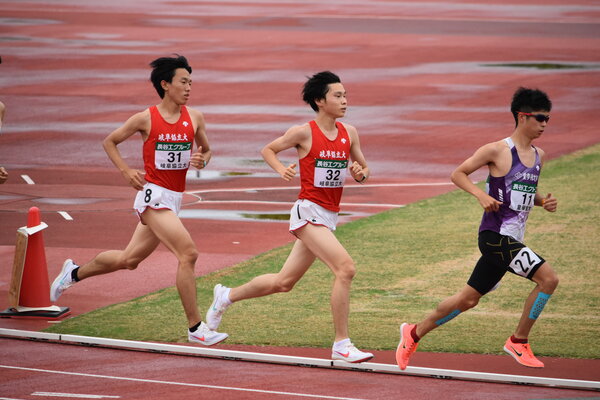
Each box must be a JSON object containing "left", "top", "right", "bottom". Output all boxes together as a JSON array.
[
  {"left": 333, "top": 258, "right": 356, "bottom": 282},
  {"left": 540, "top": 271, "right": 559, "bottom": 293},
  {"left": 462, "top": 297, "right": 479, "bottom": 310},
  {"left": 178, "top": 246, "right": 199, "bottom": 267},
  {"left": 118, "top": 256, "right": 141, "bottom": 271},
  {"left": 455, "top": 293, "right": 480, "bottom": 310},
  {"left": 534, "top": 264, "right": 559, "bottom": 293},
  {"left": 273, "top": 275, "right": 297, "bottom": 293}
]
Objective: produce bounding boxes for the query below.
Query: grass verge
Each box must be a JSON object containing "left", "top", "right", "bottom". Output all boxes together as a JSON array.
[{"left": 46, "top": 144, "right": 600, "bottom": 359}]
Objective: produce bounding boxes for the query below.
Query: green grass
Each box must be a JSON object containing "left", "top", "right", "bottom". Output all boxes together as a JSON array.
[{"left": 46, "top": 144, "right": 600, "bottom": 359}]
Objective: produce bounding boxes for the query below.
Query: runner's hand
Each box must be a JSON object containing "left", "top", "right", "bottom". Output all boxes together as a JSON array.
[
  {"left": 350, "top": 161, "right": 367, "bottom": 182},
  {"left": 279, "top": 163, "right": 297, "bottom": 181},
  {"left": 123, "top": 168, "right": 146, "bottom": 190},
  {"left": 478, "top": 193, "right": 503, "bottom": 212},
  {"left": 0, "top": 167, "right": 8, "bottom": 184},
  {"left": 190, "top": 146, "right": 208, "bottom": 169},
  {"left": 541, "top": 193, "right": 557, "bottom": 212}
]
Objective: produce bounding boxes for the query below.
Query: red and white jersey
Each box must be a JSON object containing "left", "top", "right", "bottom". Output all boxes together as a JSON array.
[
  {"left": 298, "top": 120, "right": 351, "bottom": 212},
  {"left": 143, "top": 105, "right": 194, "bottom": 192}
]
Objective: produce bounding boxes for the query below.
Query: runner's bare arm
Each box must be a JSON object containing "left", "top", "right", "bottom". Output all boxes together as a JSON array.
[
  {"left": 261, "top": 124, "right": 310, "bottom": 181},
  {"left": 0, "top": 102, "right": 7, "bottom": 183},
  {"left": 451, "top": 142, "right": 504, "bottom": 212},
  {"left": 0, "top": 166, "right": 7, "bottom": 184},
  {"left": 0, "top": 100, "right": 5, "bottom": 132},
  {"left": 103, "top": 110, "right": 150, "bottom": 190},
  {"left": 189, "top": 108, "right": 211, "bottom": 169},
  {"left": 346, "top": 124, "right": 369, "bottom": 183},
  {"left": 531, "top": 148, "right": 557, "bottom": 211}
]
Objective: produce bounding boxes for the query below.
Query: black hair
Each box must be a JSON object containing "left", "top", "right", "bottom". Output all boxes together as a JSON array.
[
  {"left": 302, "top": 71, "right": 341, "bottom": 112},
  {"left": 149, "top": 54, "right": 192, "bottom": 98},
  {"left": 510, "top": 87, "right": 552, "bottom": 127}
]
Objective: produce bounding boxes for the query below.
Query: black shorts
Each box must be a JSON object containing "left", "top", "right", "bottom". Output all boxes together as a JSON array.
[{"left": 467, "top": 230, "right": 546, "bottom": 295}]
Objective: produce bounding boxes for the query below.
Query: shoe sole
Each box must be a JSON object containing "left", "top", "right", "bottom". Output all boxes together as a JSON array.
[
  {"left": 332, "top": 354, "right": 374, "bottom": 363},
  {"left": 50, "top": 259, "right": 73, "bottom": 302},
  {"left": 503, "top": 345, "right": 544, "bottom": 368},
  {"left": 189, "top": 333, "right": 229, "bottom": 347}
]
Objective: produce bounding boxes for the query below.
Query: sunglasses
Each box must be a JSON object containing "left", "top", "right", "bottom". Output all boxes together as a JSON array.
[{"left": 519, "top": 112, "right": 550, "bottom": 123}]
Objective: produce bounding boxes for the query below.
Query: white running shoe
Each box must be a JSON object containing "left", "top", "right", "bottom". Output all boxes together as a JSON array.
[
  {"left": 332, "top": 340, "right": 374, "bottom": 363},
  {"left": 50, "top": 259, "right": 78, "bottom": 302},
  {"left": 205, "top": 284, "right": 231, "bottom": 330},
  {"left": 188, "top": 322, "right": 228, "bottom": 346}
]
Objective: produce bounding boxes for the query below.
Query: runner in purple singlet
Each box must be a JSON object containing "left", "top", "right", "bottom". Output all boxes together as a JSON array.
[{"left": 396, "top": 87, "right": 559, "bottom": 370}]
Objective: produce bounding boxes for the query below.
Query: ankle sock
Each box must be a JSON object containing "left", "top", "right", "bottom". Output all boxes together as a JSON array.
[
  {"left": 333, "top": 338, "right": 351, "bottom": 349},
  {"left": 71, "top": 267, "right": 80, "bottom": 282},
  {"left": 510, "top": 335, "right": 528, "bottom": 344},
  {"left": 411, "top": 325, "right": 420, "bottom": 342},
  {"left": 189, "top": 321, "right": 202, "bottom": 333}
]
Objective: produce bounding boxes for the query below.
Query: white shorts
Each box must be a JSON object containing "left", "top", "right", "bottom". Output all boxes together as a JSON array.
[
  {"left": 134, "top": 182, "right": 183, "bottom": 218},
  {"left": 289, "top": 199, "right": 338, "bottom": 234}
]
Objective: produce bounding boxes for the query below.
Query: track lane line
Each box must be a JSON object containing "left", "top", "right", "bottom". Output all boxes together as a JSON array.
[{"left": 0, "top": 365, "right": 368, "bottom": 400}]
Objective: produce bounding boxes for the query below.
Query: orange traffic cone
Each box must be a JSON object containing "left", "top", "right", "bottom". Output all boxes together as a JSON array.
[{"left": 1, "top": 207, "right": 70, "bottom": 319}]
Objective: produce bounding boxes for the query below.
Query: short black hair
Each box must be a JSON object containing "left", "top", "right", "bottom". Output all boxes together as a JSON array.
[
  {"left": 510, "top": 87, "right": 552, "bottom": 127},
  {"left": 149, "top": 54, "right": 192, "bottom": 98},
  {"left": 302, "top": 71, "right": 341, "bottom": 112}
]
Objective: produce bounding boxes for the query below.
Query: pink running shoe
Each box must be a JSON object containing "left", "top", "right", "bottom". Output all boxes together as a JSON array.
[
  {"left": 396, "top": 323, "right": 419, "bottom": 370},
  {"left": 503, "top": 337, "right": 544, "bottom": 368}
]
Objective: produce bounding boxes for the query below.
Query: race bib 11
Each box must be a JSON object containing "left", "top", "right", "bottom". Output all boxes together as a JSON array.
[{"left": 510, "top": 181, "right": 537, "bottom": 212}]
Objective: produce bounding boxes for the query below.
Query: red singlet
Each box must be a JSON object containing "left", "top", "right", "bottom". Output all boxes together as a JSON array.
[
  {"left": 298, "top": 120, "right": 351, "bottom": 212},
  {"left": 143, "top": 106, "right": 194, "bottom": 192}
]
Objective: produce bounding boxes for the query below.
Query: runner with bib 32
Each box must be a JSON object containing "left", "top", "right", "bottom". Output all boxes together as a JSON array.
[{"left": 205, "top": 71, "right": 374, "bottom": 363}]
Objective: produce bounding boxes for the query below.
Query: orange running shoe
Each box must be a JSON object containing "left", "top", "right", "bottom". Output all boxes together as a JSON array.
[
  {"left": 503, "top": 337, "right": 544, "bottom": 368},
  {"left": 396, "top": 323, "right": 419, "bottom": 370}
]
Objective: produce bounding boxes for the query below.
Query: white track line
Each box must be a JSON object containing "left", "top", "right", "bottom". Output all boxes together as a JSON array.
[
  {"left": 187, "top": 182, "right": 454, "bottom": 195},
  {"left": 186, "top": 182, "right": 451, "bottom": 208},
  {"left": 293, "top": 13, "right": 587, "bottom": 25},
  {"left": 191, "top": 199, "right": 404, "bottom": 208},
  {"left": 1, "top": 329, "right": 598, "bottom": 391},
  {"left": 57, "top": 211, "right": 73, "bottom": 221},
  {"left": 0, "top": 365, "right": 366, "bottom": 400},
  {"left": 20, "top": 175, "right": 34, "bottom": 184},
  {"left": 31, "top": 393, "right": 120, "bottom": 398}
]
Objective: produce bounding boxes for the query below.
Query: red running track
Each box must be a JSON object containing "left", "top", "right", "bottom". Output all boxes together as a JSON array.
[{"left": 1, "top": 0, "right": 599, "bottom": 399}]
